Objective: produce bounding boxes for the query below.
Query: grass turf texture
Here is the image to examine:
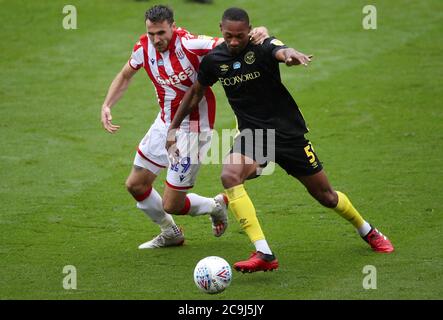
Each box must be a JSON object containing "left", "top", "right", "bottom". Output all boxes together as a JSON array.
[{"left": 1, "top": 0, "right": 442, "bottom": 299}]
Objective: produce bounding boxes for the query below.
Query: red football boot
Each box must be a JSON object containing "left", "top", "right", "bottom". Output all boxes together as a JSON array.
[
  {"left": 233, "top": 251, "right": 279, "bottom": 273},
  {"left": 363, "top": 226, "right": 394, "bottom": 253}
]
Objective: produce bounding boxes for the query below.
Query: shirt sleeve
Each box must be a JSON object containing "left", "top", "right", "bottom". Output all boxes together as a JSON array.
[
  {"left": 181, "top": 34, "right": 219, "bottom": 57},
  {"left": 197, "top": 55, "right": 218, "bottom": 87},
  {"left": 128, "top": 40, "right": 144, "bottom": 70},
  {"left": 261, "top": 36, "right": 288, "bottom": 61}
]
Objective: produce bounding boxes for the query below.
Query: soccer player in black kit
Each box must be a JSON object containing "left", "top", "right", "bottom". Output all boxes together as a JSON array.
[{"left": 167, "top": 7, "right": 394, "bottom": 273}]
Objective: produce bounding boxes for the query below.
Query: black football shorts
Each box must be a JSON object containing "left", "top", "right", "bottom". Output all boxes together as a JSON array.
[{"left": 229, "top": 129, "right": 323, "bottom": 177}]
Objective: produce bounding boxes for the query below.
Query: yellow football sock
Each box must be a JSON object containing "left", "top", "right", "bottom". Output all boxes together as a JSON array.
[
  {"left": 225, "top": 184, "right": 265, "bottom": 243},
  {"left": 334, "top": 191, "right": 365, "bottom": 228}
]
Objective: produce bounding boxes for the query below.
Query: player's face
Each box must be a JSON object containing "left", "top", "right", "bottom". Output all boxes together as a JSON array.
[
  {"left": 220, "top": 20, "right": 251, "bottom": 55},
  {"left": 146, "top": 19, "right": 176, "bottom": 52}
]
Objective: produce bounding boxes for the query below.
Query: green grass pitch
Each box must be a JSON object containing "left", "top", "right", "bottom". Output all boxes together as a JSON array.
[{"left": 1, "top": 0, "right": 442, "bottom": 299}]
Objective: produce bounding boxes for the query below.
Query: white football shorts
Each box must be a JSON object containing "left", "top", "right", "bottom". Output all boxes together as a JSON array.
[{"left": 134, "top": 114, "right": 212, "bottom": 191}]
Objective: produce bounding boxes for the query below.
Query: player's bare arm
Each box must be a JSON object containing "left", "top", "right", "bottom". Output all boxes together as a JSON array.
[
  {"left": 101, "top": 63, "right": 139, "bottom": 133},
  {"left": 275, "top": 47, "right": 313, "bottom": 67},
  {"left": 165, "top": 80, "right": 207, "bottom": 161}
]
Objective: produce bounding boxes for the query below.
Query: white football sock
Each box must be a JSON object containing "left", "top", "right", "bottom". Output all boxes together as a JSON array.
[
  {"left": 254, "top": 239, "right": 273, "bottom": 255},
  {"left": 136, "top": 187, "right": 175, "bottom": 232},
  {"left": 186, "top": 193, "right": 216, "bottom": 216},
  {"left": 358, "top": 221, "right": 372, "bottom": 237}
]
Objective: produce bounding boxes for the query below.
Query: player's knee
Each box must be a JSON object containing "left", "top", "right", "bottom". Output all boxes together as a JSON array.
[
  {"left": 162, "top": 199, "right": 182, "bottom": 215},
  {"left": 317, "top": 190, "right": 338, "bottom": 208},
  {"left": 220, "top": 171, "right": 242, "bottom": 189},
  {"left": 125, "top": 179, "right": 144, "bottom": 197}
]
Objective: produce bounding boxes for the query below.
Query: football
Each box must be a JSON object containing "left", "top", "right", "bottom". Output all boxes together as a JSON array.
[{"left": 193, "top": 256, "right": 232, "bottom": 294}]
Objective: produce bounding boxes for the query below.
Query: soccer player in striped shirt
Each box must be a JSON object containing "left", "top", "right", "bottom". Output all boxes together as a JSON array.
[{"left": 100, "top": 5, "right": 269, "bottom": 249}]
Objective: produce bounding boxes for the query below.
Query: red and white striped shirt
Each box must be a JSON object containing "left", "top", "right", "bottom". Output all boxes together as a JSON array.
[{"left": 129, "top": 28, "right": 218, "bottom": 132}]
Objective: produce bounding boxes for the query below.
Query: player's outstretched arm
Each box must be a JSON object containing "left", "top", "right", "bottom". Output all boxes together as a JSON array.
[
  {"left": 165, "top": 80, "right": 207, "bottom": 162},
  {"left": 275, "top": 47, "right": 313, "bottom": 67},
  {"left": 101, "top": 63, "right": 138, "bottom": 133}
]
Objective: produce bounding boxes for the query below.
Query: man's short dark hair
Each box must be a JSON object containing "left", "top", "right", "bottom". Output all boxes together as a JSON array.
[
  {"left": 222, "top": 7, "right": 249, "bottom": 25},
  {"left": 145, "top": 5, "right": 174, "bottom": 24}
]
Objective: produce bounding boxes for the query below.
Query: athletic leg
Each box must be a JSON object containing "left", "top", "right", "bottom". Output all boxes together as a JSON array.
[
  {"left": 296, "top": 170, "right": 370, "bottom": 232},
  {"left": 222, "top": 153, "right": 279, "bottom": 272},
  {"left": 125, "top": 163, "right": 183, "bottom": 249},
  {"left": 130, "top": 116, "right": 186, "bottom": 249},
  {"left": 296, "top": 170, "right": 394, "bottom": 253},
  {"left": 126, "top": 165, "right": 173, "bottom": 230}
]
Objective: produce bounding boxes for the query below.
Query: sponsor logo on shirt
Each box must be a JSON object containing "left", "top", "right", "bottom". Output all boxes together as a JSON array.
[
  {"left": 218, "top": 71, "right": 261, "bottom": 87},
  {"left": 156, "top": 67, "right": 194, "bottom": 85},
  {"left": 233, "top": 61, "right": 241, "bottom": 69},
  {"left": 158, "top": 59, "right": 164, "bottom": 66}
]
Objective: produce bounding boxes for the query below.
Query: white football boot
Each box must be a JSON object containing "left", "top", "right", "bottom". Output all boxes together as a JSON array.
[
  {"left": 138, "top": 226, "right": 184, "bottom": 249},
  {"left": 210, "top": 194, "right": 229, "bottom": 237}
]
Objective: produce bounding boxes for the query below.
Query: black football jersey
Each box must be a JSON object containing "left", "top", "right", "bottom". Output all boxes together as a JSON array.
[{"left": 198, "top": 37, "right": 308, "bottom": 140}]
